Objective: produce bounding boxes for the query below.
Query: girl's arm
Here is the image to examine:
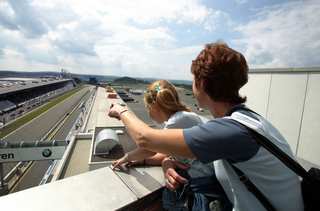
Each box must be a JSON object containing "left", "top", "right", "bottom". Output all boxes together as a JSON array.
[
  {"left": 112, "top": 147, "right": 168, "bottom": 169},
  {"left": 145, "top": 153, "right": 167, "bottom": 165},
  {"left": 112, "top": 148, "right": 156, "bottom": 169}
]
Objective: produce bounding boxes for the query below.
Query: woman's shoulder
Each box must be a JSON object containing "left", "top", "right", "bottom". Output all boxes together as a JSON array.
[
  {"left": 165, "top": 111, "right": 205, "bottom": 128},
  {"left": 171, "top": 111, "right": 206, "bottom": 122}
]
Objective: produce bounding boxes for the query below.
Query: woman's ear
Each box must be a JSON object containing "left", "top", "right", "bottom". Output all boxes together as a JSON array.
[
  {"left": 199, "top": 79, "right": 205, "bottom": 91},
  {"left": 195, "top": 78, "right": 205, "bottom": 93}
]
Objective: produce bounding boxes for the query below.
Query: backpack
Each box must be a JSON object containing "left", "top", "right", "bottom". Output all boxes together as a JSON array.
[{"left": 230, "top": 110, "right": 320, "bottom": 211}]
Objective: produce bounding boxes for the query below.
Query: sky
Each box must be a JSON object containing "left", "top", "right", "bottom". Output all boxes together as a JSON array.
[{"left": 0, "top": 0, "right": 319, "bottom": 80}]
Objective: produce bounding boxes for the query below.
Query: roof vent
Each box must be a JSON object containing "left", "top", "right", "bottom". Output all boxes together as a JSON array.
[{"left": 94, "top": 129, "right": 119, "bottom": 155}]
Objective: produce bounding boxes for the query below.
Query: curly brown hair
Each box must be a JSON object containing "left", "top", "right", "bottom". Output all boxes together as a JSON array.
[{"left": 191, "top": 42, "right": 248, "bottom": 104}]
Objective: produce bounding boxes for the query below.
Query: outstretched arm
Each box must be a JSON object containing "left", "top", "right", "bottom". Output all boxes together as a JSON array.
[
  {"left": 112, "top": 148, "right": 156, "bottom": 169},
  {"left": 108, "top": 104, "right": 195, "bottom": 158}
]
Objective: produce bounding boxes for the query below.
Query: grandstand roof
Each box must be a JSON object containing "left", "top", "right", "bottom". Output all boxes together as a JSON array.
[
  {"left": 0, "top": 78, "right": 73, "bottom": 96},
  {"left": 0, "top": 100, "right": 16, "bottom": 113}
]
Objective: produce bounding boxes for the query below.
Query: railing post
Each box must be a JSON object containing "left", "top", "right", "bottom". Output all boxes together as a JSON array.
[{"left": 0, "top": 163, "right": 9, "bottom": 196}]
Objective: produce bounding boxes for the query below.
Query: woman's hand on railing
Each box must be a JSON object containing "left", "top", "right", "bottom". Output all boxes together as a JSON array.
[{"left": 162, "top": 157, "right": 189, "bottom": 191}]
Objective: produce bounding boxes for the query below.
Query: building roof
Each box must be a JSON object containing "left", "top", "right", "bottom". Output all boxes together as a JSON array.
[
  {"left": 249, "top": 67, "right": 320, "bottom": 73},
  {"left": 0, "top": 78, "right": 73, "bottom": 96},
  {"left": 0, "top": 100, "right": 16, "bottom": 112}
]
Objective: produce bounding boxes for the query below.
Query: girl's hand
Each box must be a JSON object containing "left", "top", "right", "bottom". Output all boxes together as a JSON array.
[
  {"left": 126, "top": 159, "right": 145, "bottom": 167},
  {"left": 111, "top": 154, "right": 146, "bottom": 171},
  {"left": 111, "top": 154, "right": 129, "bottom": 170},
  {"left": 108, "top": 103, "right": 128, "bottom": 120}
]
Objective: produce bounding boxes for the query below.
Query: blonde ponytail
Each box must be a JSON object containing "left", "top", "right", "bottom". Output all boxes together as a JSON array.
[{"left": 144, "top": 80, "right": 190, "bottom": 115}]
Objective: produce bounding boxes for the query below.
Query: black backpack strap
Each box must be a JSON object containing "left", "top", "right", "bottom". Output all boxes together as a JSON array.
[
  {"left": 226, "top": 107, "right": 311, "bottom": 211},
  {"left": 247, "top": 129, "right": 310, "bottom": 180},
  {"left": 230, "top": 110, "right": 311, "bottom": 181},
  {"left": 229, "top": 163, "right": 276, "bottom": 211}
]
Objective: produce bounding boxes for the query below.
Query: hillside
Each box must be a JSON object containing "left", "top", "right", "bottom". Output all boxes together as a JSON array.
[{"left": 113, "top": 76, "right": 147, "bottom": 84}]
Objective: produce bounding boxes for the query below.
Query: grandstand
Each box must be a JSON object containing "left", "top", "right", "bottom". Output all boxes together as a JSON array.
[{"left": 0, "top": 78, "right": 75, "bottom": 126}]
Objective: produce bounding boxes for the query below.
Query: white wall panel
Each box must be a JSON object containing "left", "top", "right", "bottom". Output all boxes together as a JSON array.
[
  {"left": 298, "top": 74, "right": 320, "bottom": 165},
  {"left": 240, "top": 74, "right": 271, "bottom": 117},
  {"left": 266, "top": 74, "right": 307, "bottom": 154}
]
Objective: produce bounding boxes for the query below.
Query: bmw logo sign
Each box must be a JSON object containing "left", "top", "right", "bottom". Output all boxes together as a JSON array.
[{"left": 42, "top": 149, "right": 52, "bottom": 158}]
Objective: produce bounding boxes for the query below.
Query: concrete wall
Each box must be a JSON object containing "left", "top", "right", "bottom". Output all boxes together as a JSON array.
[{"left": 241, "top": 71, "right": 320, "bottom": 166}]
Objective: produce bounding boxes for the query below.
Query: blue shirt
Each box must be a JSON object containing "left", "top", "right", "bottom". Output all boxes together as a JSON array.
[
  {"left": 183, "top": 106, "right": 260, "bottom": 164},
  {"left": 182, "top": 105, "right": 303, "bottom": 211}
]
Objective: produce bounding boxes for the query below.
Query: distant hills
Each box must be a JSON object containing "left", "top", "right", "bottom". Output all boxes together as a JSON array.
[
  {"left": 113, "top": 76, "right": 147, "bottom": 84},
  {"left": 0, "top": 70, "right": 192, "bottom": 86},
  {"left": 71, "top": 73, "right": 118, "bottom": 82}
]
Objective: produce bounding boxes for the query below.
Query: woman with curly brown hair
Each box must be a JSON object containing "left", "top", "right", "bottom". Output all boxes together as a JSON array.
[{"left": 109, "top": 42, "right": 303, "bottom": 211}]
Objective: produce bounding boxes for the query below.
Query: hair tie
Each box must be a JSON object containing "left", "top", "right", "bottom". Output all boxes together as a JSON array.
[{"left": 155, "top": 84, "right": 161, "bottom": 93}]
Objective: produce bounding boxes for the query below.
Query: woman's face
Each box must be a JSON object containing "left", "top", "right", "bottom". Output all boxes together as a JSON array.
[
  {"left": 147, "top": 103, "right": 165, "bottom": 124},
  {"left": 192, "top": 76, "right": 206, "bottom": 108}
]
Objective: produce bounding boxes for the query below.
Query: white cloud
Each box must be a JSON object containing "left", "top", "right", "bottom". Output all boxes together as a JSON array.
[
  {"left": 95, "top": 43, "right": 202, "bottom": 79},
  {"left": 0, "top": 0, "right": 49, "bottom": 38},
  {"left": 203, "top": 10, "right": 233, "bottom": 32},
  {"left": 2, "top": 0, "right": 318, "bottom": 78},
  {"left": 0, "top": 0, "right": 218, "bottom": 79},
  {"left": 62, "top": 0, "right": 210, "bottom": 26},
  {"left": 234, "top": 1, "right": 320, "bottom": 68}
]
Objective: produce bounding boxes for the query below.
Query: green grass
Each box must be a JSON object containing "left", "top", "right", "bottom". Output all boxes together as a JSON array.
[{"left": 0, "top": 86, "right": 84, "bottom": 139}]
